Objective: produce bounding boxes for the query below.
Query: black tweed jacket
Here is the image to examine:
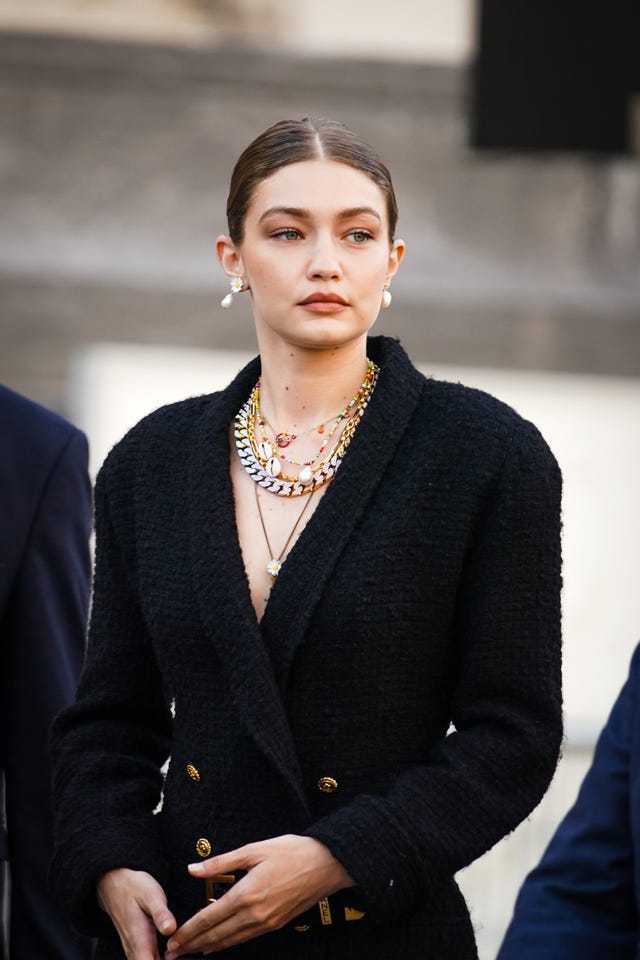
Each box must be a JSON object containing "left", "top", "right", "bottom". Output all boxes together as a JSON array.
[{"left": 51, "top": 336, "right": 563, "bottom": 960}]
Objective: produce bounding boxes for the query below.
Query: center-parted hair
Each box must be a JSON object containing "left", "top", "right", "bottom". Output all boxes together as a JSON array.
[{"left": 226, "top": 117, "right": 399, "bottom": 245}]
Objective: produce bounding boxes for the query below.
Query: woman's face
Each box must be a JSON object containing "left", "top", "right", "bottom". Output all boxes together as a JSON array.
[{"left": 217, "top": 159, "right": 405, "bottom": 353}]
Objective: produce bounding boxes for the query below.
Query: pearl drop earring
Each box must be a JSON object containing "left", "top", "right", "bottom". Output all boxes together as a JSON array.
[
  {"left": 381, "top": 284, "right": 392, "bottom": 309},
  {"left": 221, "top": 276, "right": 244, "bottom": 309}
]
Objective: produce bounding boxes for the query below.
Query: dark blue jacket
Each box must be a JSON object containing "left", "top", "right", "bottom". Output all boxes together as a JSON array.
[
  {"left": 498, "top": 643, "right": 640, "bottom": 960},
  {"left": 0, "top": 385, "right": 93, "bottom": 959}
]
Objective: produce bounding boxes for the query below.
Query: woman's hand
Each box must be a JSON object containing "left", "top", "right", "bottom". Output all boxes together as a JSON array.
[
  {"left": 97, "top": 867, "right": 177, "bottom": 960},
  {"left": 164, "top": 834, "right": 353, "bottom": 957}
]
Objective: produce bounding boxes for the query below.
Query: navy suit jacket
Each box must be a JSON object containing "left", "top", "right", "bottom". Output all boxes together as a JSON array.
[
  {"left": 498, "top": 642, "right": 640, "bottom": 959},
  {"left": 0, "top": 386, "right": 93, "bottom": 959}
]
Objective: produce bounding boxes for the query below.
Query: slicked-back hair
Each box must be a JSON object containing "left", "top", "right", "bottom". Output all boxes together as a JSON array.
[{"left": 226, "top": 117, "right": 399, "bottom": 245}]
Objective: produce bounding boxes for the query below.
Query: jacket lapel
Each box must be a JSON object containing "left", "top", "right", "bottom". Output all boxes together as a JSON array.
[
  {"left": 261, "top": 336, "right": 426, "bottom": 691},
  {"left": 187, "top": 356, "right": 311, "bottom": 820},
  {"left": 187, "top": 337, "right": 425, "bottom": 811}
]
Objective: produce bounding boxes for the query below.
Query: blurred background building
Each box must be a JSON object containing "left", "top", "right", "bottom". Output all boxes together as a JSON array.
[{"left": 1, "top": 2, "right": 639, "bottom": 955}]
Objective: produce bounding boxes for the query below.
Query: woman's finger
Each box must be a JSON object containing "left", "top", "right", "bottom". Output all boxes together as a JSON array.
[
  {"left": 135, "top": 878, "right": 177, "bottom": 937},
  {"left": 165, "top": 905, "right": 268, "bottom": 958},
  {"left": 165, "top": 899, "right": 233, "bottom": 957},
  {"left": 116, "top": 906, "right": 163, "bottom": 960},
  {"left": 187, "top": 842, "right": 258, "bottom": 880},
  {"left": 98, "top": 868, "right": 177, "bottom": 959}
]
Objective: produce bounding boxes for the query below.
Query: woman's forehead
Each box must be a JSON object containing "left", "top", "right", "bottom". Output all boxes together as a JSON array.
[{"left": 247, "top": 159, "right": 387, "bottom": 219}]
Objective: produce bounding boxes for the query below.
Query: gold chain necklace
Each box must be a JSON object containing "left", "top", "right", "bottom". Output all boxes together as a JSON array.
[
  {"left": 255, "top": 358, "right": 376, "bottom": 459},
  {"left": 247, "top": 390, "right": 361, "bottom": 482},
  {"left": 233, "top": 361, "right": 379, "bottom": 497}
]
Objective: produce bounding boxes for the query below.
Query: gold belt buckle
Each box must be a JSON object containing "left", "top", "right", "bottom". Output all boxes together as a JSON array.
[{"left": 205, "top": 874, "right": 236, "bottom": 905}]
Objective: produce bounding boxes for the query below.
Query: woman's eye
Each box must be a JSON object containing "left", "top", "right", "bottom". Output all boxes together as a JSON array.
[
  {"left": 346, "top": 230, "right": 373, "bottom": 243},
  {"left": 272, "top": 228, "right": 302, "bottom": 241}
]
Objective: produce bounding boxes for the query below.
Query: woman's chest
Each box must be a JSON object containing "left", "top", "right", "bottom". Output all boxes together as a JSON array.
[
  {"left": 230, "top": 451, "right": 329, "bottom": 622},
  {"left": 132, "top": 445, "right": 478, "bottom": 649}
]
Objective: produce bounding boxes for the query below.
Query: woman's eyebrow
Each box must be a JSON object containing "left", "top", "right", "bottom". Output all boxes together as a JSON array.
[
  {"left": 338, "top": 207, "right": 381, "bottom": 222},
  {"left": 257, "top": 206, "right": 382, "bottom": 224},
  {"left": 258, "top": 206, "right": 310, "bottom": 223}
]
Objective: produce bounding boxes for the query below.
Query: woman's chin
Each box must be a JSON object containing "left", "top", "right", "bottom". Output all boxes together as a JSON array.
[{"left": 258, "top": 317, "right": 377, "bottom": 353}]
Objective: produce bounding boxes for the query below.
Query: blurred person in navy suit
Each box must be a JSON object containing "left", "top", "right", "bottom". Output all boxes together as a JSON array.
[
  {"left": 0, "top": 385, "right": 93, "bottom": 959},
  {"left": 498, "top": 641, "right": 640, "bottom": 960}
]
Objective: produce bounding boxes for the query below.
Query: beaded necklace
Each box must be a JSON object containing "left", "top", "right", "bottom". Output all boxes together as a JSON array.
[
  {"left": 258, "top": 410, "right": 345, "bottom": 467},
  {"left": 233, "top": 361, "right": 379, "bottom": 498},
  {"left": 252, "top": 359, "right": 376, "bottom": 474},
  {"left": 257, "top": 412, "right": 335, "bottom": 451},
  {"left": 255, "top": 359, "right": 376, "bottom": 467}
]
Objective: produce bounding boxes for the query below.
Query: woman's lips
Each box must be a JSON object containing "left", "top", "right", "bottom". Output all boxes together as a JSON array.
[
  {"left": 299, "top": 301, "right": 348, "bottom": 313},
  {"left": 298, "top": 294, "right": 349, "bottom": 313}
]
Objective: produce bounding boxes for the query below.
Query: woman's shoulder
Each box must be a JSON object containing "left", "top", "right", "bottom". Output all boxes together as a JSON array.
[
  {"left": 422, "top": 374, "right": 525, "bottom": 428},
  {"left": 371, "top": 338, "right": 557, "bottom": 475},
  {"left": 418, "top": 375, "right": 559, "bottom": 472},
  {"left": 375, "top": 337, "right": 552, "bottom": 460}
]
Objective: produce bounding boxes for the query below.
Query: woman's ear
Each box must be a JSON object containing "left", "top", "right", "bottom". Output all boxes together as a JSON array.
[
  {"left": 216, "top": 234, "right": 244, "bottom": 278},
  {"left": 386, "top": 238, "right": 406, "bottom": 281}
]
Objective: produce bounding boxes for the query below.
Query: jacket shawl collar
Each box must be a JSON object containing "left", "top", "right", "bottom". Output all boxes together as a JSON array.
[{"left": 188, "top": 336, "right": 425, "bottom": 813}]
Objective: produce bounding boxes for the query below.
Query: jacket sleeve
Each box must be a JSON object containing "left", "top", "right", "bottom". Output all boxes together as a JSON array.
[
  {"left": 3, "top": 428, "right": 93, "bottom": 959},
  {"left": 51, "top": 459, "right": 172, "bottom": 937},
  {"left": 497, "top": 645, "right": 640, "bottom": 960},
  {"left": 305, "top": 419, "right": 563, "bottom": 923}
]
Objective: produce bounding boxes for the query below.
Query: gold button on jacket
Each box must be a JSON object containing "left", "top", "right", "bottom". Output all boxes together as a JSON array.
[
  {"left": 195, "top": 837, "right": 212, "bottom": 858},
  {"left": 317, "top": 776, "right": 338, "bottom": 794},
  {"left": 186, "top": 764, "right": 201, "bottom": 781}
]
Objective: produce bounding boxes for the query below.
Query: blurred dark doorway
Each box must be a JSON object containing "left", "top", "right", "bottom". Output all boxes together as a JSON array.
[{"left": 472, "top": 0, "right": 640, "bottom": 154}]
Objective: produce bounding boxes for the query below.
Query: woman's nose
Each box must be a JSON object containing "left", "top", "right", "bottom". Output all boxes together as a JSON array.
[{"left": 306, "top": 237, "right": 342, "bottom": 280}]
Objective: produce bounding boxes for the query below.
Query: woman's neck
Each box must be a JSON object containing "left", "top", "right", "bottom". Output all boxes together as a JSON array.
[{"left": 256, "top": 338, "right": 370, "bottom": 433}]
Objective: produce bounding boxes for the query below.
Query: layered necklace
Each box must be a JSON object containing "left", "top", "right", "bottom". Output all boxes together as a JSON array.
[
  {"left": 234, "top": 359, "right": 378, "bottom": 498},
  {"left": 234, "top": 359, "right": 379, "bottom": 576}
]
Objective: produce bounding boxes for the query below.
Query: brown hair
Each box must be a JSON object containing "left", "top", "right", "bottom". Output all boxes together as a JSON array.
[{"left": 226, "top": 117, "right": 399, "bottom": 245}]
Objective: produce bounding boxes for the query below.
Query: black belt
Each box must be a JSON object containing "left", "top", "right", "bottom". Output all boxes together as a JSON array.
[{"left": 204, "top": 875, "right": 366, "bottom": 932}]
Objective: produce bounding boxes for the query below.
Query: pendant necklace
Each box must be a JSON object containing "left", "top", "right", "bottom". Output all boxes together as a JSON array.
[
  {"left": 233, "top": 359, "right": 379, "bottom": 497},
  {"left": 257, "top": 404, "right": 351, "bottom": 470},
  {"left": 254, "top": 482, "right": 315, "bottom": 577},
  {"left": 259, "top": 411, "right": 337, "bottom": 450},
  {"left": 254, "top": 358, "right": 376, "bottom": 467},
  {"left": 235, "top": 385, "right": 370, "bottom": 496}
]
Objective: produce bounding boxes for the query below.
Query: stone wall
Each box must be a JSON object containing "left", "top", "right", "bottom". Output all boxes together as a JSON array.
[{"left": 1, "top": 31, "right": 639, "bottom": 413}]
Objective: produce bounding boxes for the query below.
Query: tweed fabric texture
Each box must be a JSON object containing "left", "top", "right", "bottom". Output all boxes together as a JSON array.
[{"left": 51, "top": 336, "right": 563, "bottom": 959}]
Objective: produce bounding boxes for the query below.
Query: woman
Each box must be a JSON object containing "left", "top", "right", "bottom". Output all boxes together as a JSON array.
[{"left": 51, "top": 118, "right": 563, "bottom": 960}]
